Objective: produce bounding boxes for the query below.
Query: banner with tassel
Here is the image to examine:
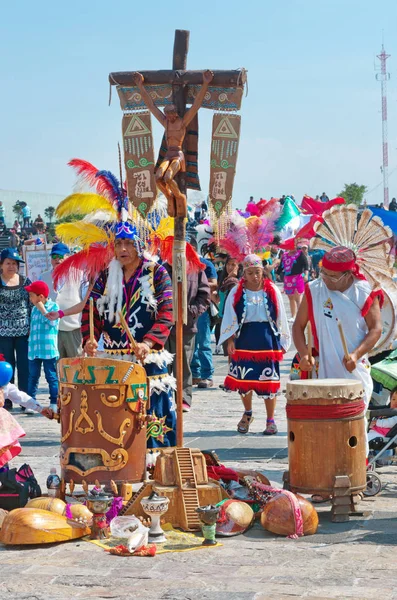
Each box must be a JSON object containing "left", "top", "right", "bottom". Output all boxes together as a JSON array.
[
  {"left": 122, "top": 112, "right": 157, "bottom": 217},
  {"left": 209, "top": 113, "right": 241, "bottom": 242}
]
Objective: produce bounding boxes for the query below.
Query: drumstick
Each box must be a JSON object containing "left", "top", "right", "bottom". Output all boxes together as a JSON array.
[
  {"left": 89, "top": 298, "right": 94, "bottom": 343},
  {"left": 118, "top": 310, "right": 138, "bottom": 352},
  {"left": 337, "top": 319, "right": 350, "bottom": 361},
  {"left": 307, "top": 321, "right": 313, "bottom": 380}
]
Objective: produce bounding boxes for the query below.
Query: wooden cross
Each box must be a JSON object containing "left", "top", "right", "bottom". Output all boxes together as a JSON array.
[{"left": 109, "top": 30, "right": 244, "bottom": 446}]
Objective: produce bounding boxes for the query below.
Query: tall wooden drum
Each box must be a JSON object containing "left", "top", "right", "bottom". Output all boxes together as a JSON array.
[
  {"left": 285, "top": 379, "right": 367, "bottom": 499},
  {"left": 58, "top": 357, "right": 149, "bottom": 485}
]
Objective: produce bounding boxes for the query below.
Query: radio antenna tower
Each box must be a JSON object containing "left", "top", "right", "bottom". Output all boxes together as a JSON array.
[{"left": 376, "top": 44, "right": 391, "bottom": 208}]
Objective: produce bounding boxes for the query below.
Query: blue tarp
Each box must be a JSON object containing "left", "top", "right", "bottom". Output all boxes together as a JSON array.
[{"left": 369, "top": 207, "right": 397, "bottom": 234}]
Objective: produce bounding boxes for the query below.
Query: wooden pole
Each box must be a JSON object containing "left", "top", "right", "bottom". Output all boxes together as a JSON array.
[
  {"left": 173, "top": 29, "right": 189, "bottom": 448},
  {"left": 89, "top": 298, "right": 94, "bottom": 343}
]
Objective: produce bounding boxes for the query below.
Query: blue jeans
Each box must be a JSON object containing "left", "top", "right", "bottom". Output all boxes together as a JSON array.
[
  {"left": 28, "top": 358, "right": 58, "bottom": 404},
  {"left": 191, "top": 311, "right": 214, "bottom": 380},
  {"left": 0, "top": 335, "right": 29, "bottom": 393}
]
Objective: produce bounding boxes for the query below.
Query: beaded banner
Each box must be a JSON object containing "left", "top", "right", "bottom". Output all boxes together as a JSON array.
[
  {"left": 122, "top": 112, "right": 157, "bottom": 217},
  {"left": 117, "top": 85, "right": 243, "bottom": 112},
  {"left": 209, "top": 113, "right": 241, "bottom": 219}
]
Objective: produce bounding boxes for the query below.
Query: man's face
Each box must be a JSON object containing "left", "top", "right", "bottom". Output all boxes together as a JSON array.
[
  {"left": 115, "top": 239, "right": 138, "bottom": 267},
  {"left": 320, "top": 267, "right": 352, "bottom": 291}
]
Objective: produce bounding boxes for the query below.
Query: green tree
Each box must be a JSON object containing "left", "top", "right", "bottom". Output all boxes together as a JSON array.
[
  {"left": 12, "top": 202, "right": 23, "bottom": 221},
  {"left": 44, "top": 206, "right": 56, "bottom": 223},
  {"left": 338, "top": 183, "right": 367, "bottom": 206}
]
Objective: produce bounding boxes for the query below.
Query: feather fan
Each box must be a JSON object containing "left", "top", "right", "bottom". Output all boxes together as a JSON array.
[
  {"left": 220, "top": 213, "right": 250, "bottom": 260},
  {"left": 353, "top": 217, "right": 392, "bottom": 251},
  {"left": 53, "top": 244, "right": 114, "bottom": 288},
  {"left": 246, "top": 202, "right": 260, "bottom": 217},
  {"left": 68, "top": 159, "right": 122, "bottom": 203},
  {"left": 56, "top": 193, "right": 117, "bottom": 219},
  {"left": 312, "top": 221, "right": 339, "bottom": 246},
  {"left": 246, "top": 215, "right": 275, "bottom": 252},
  {"left": 95, "top": 170, "right": 124, "bottom": 206},
  {"left": 353, "top": 209, "right": 373, "bottom": 248},
  {"left": 56, "top": 222, "right": 113, "bottom": 248}
]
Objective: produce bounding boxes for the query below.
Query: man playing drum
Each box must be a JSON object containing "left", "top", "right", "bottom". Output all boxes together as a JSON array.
[
  {"left": 292, "top": 246, "right": 383, "bottom": 405},
  {"left": 82, "top": 221, "right": 176, "bottom": 448}
]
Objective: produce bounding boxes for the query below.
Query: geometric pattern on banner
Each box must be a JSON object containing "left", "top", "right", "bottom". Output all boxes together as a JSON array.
[
  {"left": 118, "top": 85, "right": 173, "bottom": 111},
  {"left": 118, "top": 85, "right": 243, "bottom": 112},
  {"left": 122, "top": 112, "right": 157, "bottom": 217},
  {"left": 187, "top": 86, "right": 244, "bottom": 111},
  {"left": 209, "top": 113, "right": 241, "bottom": 217}
]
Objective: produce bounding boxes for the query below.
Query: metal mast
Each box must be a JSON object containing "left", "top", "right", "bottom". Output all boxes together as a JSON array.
[{"left": 376, "top": 45, "right": 391, "bottom": 208}]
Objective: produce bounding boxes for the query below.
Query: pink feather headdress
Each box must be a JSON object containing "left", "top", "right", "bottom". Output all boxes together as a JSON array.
[{"left": 219, "top": 210, "right": 279, "bottom": 262}]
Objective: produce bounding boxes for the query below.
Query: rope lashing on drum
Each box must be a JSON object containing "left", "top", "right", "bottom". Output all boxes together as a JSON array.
[{"left": 286, "top": 400, "right": 365, "bottom": 420}]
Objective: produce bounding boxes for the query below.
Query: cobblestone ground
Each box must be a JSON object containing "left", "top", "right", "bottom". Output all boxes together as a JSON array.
[{"left": 1, "top": 303, "right": 397, "bottom": 599}]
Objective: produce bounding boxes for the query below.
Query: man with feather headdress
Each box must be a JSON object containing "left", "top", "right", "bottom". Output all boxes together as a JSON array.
[
  {"left": 52, "top": 159, "right": 176, "bottom": 448},
  {"left": 292, "top": 204, "right": 394, "bottom": 406}
]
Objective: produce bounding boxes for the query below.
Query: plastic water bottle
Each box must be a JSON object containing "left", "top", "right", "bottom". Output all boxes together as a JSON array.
[{"left": 46, "top": 468, "right": 61, "bottom": 498}]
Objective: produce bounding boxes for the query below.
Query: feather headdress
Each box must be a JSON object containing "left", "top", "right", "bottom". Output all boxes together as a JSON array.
[
  {"left": 312, "top": 203, "right": 394, "bottom": 288},
  {"left": 149, "top": 216, "right": 204, "bottom": 273},
  {"left": 219, "top": 211, "right": 278, "bottom": 262},
  {"left": 54, "top": 158, "right": 151, "bottom": 285}
]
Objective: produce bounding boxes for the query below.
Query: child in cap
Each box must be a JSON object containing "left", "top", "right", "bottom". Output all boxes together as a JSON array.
[
  {"left": 25, "top": 281, "right": 60, "bottom": 412},
  {"left": 0, "top": 358, "right": 52, "bottom": 468}
]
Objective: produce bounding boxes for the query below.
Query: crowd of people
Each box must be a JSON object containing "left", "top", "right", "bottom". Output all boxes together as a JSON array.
[
  {"left": 0, "top": 177, "right": 394, "bottom": 475},
  {"left": 0, "top": 201, "right": 53, "bottom": 253}
]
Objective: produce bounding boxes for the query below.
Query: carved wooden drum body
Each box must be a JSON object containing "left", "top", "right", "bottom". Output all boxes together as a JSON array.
[
  {"left": 58, "top": 357, "right": 149, "bottom": 484},
  {"left": 286, "top": 379, "right": 367, "bottom": 495}
]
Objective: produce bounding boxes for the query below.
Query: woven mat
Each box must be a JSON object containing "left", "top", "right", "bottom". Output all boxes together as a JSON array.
[{"left": 87, "top": 523, "right": 222, "bottom": 554}]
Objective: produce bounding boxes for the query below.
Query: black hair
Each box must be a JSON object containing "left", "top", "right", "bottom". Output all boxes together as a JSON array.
[{"left": 218, "top": 256, "right": 243, "bottom": 286}]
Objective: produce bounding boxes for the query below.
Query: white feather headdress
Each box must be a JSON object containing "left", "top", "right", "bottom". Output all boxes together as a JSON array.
[{"left": 312, "top": 204, "right": 394, "bottom": 289}]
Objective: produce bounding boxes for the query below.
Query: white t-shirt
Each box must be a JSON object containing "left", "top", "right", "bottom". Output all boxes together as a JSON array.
[{"left": 40, "top": 269, "right": 85, "bottom": 332}]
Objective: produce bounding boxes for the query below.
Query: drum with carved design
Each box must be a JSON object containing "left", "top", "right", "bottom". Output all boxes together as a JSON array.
[
  {"left": 286, "top": 379, "right": 367, "bottom": 495},
  {"left": 58, "top": 357, "right": 148, "bottom": 484}
]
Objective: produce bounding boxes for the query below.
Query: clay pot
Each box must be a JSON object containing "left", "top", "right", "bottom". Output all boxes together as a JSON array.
[
  {"left": 0, "top": 508, "right": 90, "bottom": 545},
  {"left": 260, "top": 493, "right": 318, "bottom": 537}
]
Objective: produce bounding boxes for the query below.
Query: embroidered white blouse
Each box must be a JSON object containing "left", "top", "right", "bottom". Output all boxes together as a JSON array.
[{"left": 219, "top": 284, "right": 291, "bottom": 352}]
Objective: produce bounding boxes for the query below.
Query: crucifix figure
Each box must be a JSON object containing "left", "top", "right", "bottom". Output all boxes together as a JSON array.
[
  {"left": 110, "top": 29, "right": 245, "bottom": 446},
  {"left": 132, "top": 70, "right": 213, "bottom": 218}
]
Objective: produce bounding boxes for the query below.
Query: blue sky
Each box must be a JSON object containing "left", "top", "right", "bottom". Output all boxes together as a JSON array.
[{"left": 1, "top": 0, "right": 397, "bottom": 207}]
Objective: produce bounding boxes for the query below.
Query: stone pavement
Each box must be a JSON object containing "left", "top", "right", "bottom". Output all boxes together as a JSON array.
[{"left": 2, "top": 321, "right": 397, "bottom": 599}]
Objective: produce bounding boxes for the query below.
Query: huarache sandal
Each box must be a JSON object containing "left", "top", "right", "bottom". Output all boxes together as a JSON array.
[
  {"left": 263, "top": 421, "right": 278, "bottom": 435},
  {"left": 237, "top": 413, "right": 254, "bottom": 434}
]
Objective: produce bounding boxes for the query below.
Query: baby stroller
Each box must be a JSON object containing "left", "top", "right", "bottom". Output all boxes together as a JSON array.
[{"left": 364, "top": 406, "right": 397, "bottom": 496}]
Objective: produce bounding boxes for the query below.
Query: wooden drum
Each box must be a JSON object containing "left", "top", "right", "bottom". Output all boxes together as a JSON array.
[
  {"left": 286, "top": 379, "right": 367, "bottom": 496},
  {"left": 58, "top": 357, "right": 149, "bottom": 485}
]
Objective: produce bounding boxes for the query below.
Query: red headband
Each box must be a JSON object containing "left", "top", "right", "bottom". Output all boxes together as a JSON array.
[{"left": 322, "top": 255, "right": 355, "bottom": 272}]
